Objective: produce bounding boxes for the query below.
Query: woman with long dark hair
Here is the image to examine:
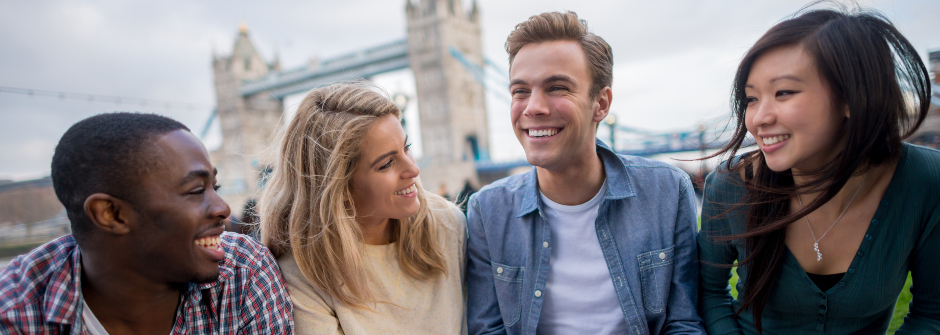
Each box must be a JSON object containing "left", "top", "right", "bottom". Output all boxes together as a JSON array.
[{"left": 698, "top": 6, "right": 940, "bottom": 334}]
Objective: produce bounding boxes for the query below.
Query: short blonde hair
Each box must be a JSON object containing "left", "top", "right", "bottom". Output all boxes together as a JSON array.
[
  {"left": 505, "top": 11, "right": 613, "bottom": 97},
  {"left": 260, "top": 82, "right": 448, "bottom": 307}
]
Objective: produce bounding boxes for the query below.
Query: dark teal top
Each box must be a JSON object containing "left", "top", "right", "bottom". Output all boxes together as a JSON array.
[{"left": 698, "top": 143, "right": 940, "bottom": 334}]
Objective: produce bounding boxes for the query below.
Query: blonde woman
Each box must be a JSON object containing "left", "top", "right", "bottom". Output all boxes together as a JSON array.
[{"left": 260, "top": 82, "right": 467, "bottom": 334}]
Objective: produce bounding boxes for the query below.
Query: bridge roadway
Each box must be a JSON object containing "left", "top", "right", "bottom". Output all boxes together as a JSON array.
[{"left": 240, "top": 39, "right": 410, "bottom": 100}]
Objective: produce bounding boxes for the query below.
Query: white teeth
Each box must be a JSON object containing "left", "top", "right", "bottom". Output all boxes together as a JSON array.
[
  {"left": 763, "top": 134, "right": 790, "bottom": 145},
  {"left": 395, "top": 184, "right": 417, "bottom": 195},
  {"left": 528, "top": 129, "right": 559, "bottom": 138},
  {"left": 194, "top": 236, "right": 222, "bottom": 248}
]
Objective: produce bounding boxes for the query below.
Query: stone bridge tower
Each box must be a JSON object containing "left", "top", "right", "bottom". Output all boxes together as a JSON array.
[
  {"left": 406, "top": 0, "right": 490, "bottom": 197},
  {"left": 211, "top": 24, "right": 284, "bottom": 211}
]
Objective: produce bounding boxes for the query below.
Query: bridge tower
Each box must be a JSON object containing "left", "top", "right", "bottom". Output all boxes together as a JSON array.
[
  {"left": 406, "top": 0, "right": 490, "bottom": 197},
  {"left": 211, "top": 24, "right": 284, "bottom": 211}
]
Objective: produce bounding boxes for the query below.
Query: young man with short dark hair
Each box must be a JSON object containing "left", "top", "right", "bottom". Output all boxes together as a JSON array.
[
  {"left": 0, "top": 113, "right": 293, "bottom": 334},
  {"left": 466, "top": 11, "right": 704, "bottom": 334}
]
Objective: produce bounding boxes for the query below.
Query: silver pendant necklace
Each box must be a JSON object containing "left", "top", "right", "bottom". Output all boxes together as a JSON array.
[{"left": 796, "top": 173, "right": 867, "bottom": 262}]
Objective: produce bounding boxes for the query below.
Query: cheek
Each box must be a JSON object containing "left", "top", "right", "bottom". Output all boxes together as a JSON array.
[
  {"left": 510, "top": 101, "right": 524, "bottom": 124},
  {"left": 743, "top": 111, "right": 757, "bottom": 135}
]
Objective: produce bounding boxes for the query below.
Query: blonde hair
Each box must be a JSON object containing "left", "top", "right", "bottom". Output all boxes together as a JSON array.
[
  {"left": 260, "top": 82, "right": 448, "bottom": 307},
  {"left": 505, "top": 11, "right": 613, "bottom": 97}
]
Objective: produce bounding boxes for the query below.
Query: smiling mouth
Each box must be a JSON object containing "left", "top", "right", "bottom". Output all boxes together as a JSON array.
[
  {"left": 195, "top": 235, "right": 222, "bottom": 251},
  {"left": 527, "top": 128, "right": 561, "bottom": 138},
  {"left": 394, "top": 184, "right": 417, "bottom": 195},
  {"left": 762, "top": 134, "right": 790, "bottom": 145}
]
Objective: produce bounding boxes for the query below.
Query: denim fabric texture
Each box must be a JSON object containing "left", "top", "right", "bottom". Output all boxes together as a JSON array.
[{"left": 466, "top": 139, "right": 705, "bottom": 335}]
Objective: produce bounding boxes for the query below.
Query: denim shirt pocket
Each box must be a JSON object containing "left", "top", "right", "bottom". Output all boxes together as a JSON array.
[
  {"left": 637, "top": 246, "right": 675, "bottom": 314},
  {"left": 492, "top": 262, "right": 524, "bottom": 327}
]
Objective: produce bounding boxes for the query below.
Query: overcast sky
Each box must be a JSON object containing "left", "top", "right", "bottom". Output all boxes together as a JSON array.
[{"left": 1, "top": 0, "right": 937, "bottom": 180}]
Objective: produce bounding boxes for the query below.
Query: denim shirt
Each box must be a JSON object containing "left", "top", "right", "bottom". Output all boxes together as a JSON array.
[{"left": 466, "top": 140, "right": 704, "bottom": 335}]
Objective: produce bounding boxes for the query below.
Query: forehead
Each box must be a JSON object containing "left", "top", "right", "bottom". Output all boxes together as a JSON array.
[
  {"left": 510, "top": 40, "right": 590, "bottom": 82},
  {"left": 147, "top": 130, "right": 213, "bottom": 183},
  {"left": 359, "top": 115, "right": 405, "bottom": 160},
  {"left": 748, "top": 44, "right": 817, "bottom": 83}
]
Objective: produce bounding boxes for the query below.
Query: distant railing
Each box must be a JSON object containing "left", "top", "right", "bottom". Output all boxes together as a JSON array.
[{"left": 0, "top": 216, "right": 70, "bottom": 248}]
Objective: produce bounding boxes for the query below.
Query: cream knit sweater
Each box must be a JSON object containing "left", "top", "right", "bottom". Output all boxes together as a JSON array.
[{"left": 279, "top": 200, "right": 467, "bottom": 335}]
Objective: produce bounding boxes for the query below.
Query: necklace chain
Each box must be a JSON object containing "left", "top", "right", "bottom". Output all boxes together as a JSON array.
[{"left": 796, "top": 173, "right": 867, "bottom": 262}]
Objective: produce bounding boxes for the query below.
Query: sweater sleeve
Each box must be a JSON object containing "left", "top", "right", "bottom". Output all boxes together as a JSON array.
[
  {"left": 896, "top": 167, "right": 940, "bottom": 333},
  {"left": 698, "top": 171, "right": 745, "bottom": 335}
]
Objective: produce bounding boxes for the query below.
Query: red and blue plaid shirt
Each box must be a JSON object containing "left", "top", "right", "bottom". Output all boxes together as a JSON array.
[{"left": 0, "top": 232, "right": 293, "bottom": 334}]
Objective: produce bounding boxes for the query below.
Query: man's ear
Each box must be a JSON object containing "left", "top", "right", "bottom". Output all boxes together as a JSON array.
[
  {"left": 593, "top": 86, "right": 613, "bottom": 123},
  {"left": 84, "top": 194, "right": 133, "bottom": 235}
]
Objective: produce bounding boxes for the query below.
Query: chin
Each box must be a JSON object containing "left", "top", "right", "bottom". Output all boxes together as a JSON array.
[
  {"left": 524, "top": 151, "right": 558, "bottom": 169},
  {"left": 762, "top": 156, "right": 792, "bottom": 172},
  {"left": 190, "top": 269, "right": 221, "bottom": 284}
]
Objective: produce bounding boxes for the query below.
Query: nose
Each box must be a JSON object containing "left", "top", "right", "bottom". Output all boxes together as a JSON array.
[
  {"left": 208, "top": 190, "right": 232, "bottom": 221},
  {"left": 402, "top": 153, "right": 420, "bottom": 180},
  {"left": 522, "top": 90, "right": 550, "bottom": 117},
  {"left": 749, "top": 99, "right": 776, "bottom": 129}
]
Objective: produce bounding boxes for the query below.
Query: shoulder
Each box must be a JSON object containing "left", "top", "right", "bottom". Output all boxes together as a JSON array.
[
  {"left": 900, "top": 143, "right": 940, "bottom": 185},
  {"left": 894, "top": 144, "right": 940, "bottom": 211},
  {"left": 471, "top": 169, "right": 531, "bottom": 202},
  {"left": 276, "top": 253, "right": 336, "bottom": 308},
  {"left": 0, "top": 235, "right": 77, "bottom": 313},
  {"left": 703, "top": 153, "right": 752, "bottom": 200},
  {"left": 219, "top": 232, "right": 283, "bottom": 286},
  {"left": 616, "top": 154, "right": 691, "bottom": 184},
  {"left": 425, "top": 194, "right": 466, "bottom": 233}
]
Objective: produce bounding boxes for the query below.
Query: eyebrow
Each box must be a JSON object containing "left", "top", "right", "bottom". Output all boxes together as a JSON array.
[
  {"left": 371, "top": 151, "right": 397, "bottom": 168},
  {"left": 509, "top": 75, "right": 577, "bottom": 89},
  {"left": 543, "top": 74, "right": 576, "bottom": 86},
  {"left": 746, "top": 75, "right": 806, "bottom": 88},
  {"left": 178, "top": 168, "right": 217, "bottom": 186},
  {"left": 369, "top": 136, "right": 409, "bottom": 168}
]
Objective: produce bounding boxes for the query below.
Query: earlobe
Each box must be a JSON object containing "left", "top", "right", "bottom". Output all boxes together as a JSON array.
[{"left": 84, "top": 194, "right": 133, "bottom": 235}]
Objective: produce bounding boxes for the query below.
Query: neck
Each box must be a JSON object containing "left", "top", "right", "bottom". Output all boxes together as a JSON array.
[
  {"left": 792, "top": 162, "right": 893, "bottom": 212},
  {"left": 537, "top": 149, "right": 605, "bottom": 206},
  {"left": 80, "top": 248, "right": 181, "bottom": 333},
  {"left": 359, "top": 217, "right": 394, "bottom": 245}
]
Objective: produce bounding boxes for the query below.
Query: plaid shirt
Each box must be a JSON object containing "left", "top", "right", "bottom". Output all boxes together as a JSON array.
[{"left": 0, "top": 232, "right": 293, "bottom": 334}]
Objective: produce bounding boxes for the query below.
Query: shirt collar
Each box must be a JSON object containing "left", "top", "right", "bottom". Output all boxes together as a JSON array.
[
  {"left": 43, "top": 241, "right": 83, "bottom": 325},
  {"left": 517, "top": 139, "right": 637, "bottom": 218},
  {"left": 41, "top": 238, "right": 236, "bottom": 326}
]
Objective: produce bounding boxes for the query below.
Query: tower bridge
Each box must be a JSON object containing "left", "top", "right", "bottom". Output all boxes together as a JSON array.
[{"left": 212, "top": 0, "right": 489, "bottom": 210}]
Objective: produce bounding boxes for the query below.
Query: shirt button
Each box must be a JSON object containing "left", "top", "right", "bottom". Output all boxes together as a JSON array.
[
  {"left": 543, "top": 241, "right": 549, "bottom": 248},
  {"left": 659, "top": 252, "right": 666, "bottom": 260},
  {"left": 496, "top": 267, "right": 503, "bottom": 274},
  {"left": 839, "top": 282, "right": 846, "bottom": 287},
  {"left": 535, "top": 290, "right": 542, "bottom": 298},
  {"left": 871, "top": 219, "right": 879, "bottom": 225},
  {"left": 848, "top": 268, "right": 855, "bottom": 274},
  {"left": 865, "top": 234, "right": 872, "bottom": 240},
  {"left": 857, "top": 250, "right": 864, "bottom": 257}
]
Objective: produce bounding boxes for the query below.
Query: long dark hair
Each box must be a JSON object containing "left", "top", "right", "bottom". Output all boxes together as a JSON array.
[{"left": 704, "top": 5, "right": 931, "bottom": 332}]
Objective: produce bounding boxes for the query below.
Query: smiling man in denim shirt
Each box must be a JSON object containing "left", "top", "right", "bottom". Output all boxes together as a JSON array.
[{"left": 465, "top": 11, "right": 704, "bottom": 335}]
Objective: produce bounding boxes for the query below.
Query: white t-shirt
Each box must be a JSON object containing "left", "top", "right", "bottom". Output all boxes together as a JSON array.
[
  {"left": 536, "top": 181, "right": 628, "bottom": 335},
  {"left": 82, "top": 298, "right": 110, "bottom": 335}
]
